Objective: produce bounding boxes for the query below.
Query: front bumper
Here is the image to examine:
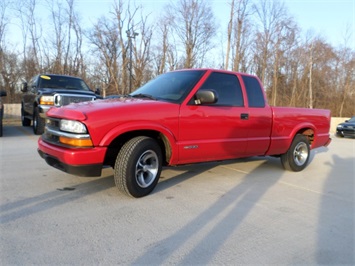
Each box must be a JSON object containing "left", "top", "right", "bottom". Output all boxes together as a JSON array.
[
  {"left": 38, "top": 137, "right": 107, "bottom": 177},
  {"left": 336, "top": 129, "right": 355, "bottom": 138},
  {"left": 38, "top": 104, "right": 52, "bottom": 118}
]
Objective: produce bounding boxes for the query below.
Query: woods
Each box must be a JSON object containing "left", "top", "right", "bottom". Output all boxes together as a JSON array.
[{"left": 0, "top": 0, "right": 354, "bottom": 117}]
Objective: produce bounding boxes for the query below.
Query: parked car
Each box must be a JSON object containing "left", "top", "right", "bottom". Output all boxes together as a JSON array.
[
  {"left": 336, "top": 116, "right": 355, "bottom": 138},
  {"left": 0, "top": 90, "right": 7, "bottom": 137}
]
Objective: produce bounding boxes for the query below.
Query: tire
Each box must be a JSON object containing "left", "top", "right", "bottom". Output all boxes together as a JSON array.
[
  {"left": 280, "top": 134, "right": 310, "bottom": 172},
  {"left": 114, "top": 136, "right": 162, "bottom": 198},
  {"left": 0, "top": 120, "right": 2, "bottom": 137},
  {"left": 336, "top": 133, "right": 344, "bottom": 138},
  {"left": 21, "top": 106, "right": 31, "bottom": 127},
  {"left": 33, "top": 107, "right": 45, "bottom": 135}
]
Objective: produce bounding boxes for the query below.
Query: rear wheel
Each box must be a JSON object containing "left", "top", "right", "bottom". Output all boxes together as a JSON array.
[
  {"left": 33, "top": 107, "right": 45, "bottom": 135},
  {"left": 114, "top": 136, "right": 162, "bottom": 198},
  {"left": 281, "top": 134, "right": 310, "bottom": 172}
]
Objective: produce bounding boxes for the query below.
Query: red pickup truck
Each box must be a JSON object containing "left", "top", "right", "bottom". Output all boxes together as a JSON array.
[{"left": 38, "top": 69, "right": 331, "bottom": 197}]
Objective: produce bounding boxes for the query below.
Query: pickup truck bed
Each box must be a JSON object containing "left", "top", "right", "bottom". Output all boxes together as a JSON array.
[{"left": 38, "top": 69, "right": 331, "bottom": 197}]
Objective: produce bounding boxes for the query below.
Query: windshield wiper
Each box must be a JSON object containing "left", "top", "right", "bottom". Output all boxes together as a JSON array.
[{"left": 130, "top": 93, "right": 157, "bottom": 100}]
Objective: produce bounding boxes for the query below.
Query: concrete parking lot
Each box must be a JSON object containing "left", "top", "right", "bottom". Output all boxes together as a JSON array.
[{"left": 0, "top": 121, "right": 354, "bottom": 265}]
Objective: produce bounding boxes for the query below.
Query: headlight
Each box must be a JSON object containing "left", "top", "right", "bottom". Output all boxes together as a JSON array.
[
  {"left": 337, "top": 125, "right": 343, "bottom": 129},
  {"left": 60, "top": 119, "right": 87, "bottom": 133},
  {"left": 40, "top": 95, "right": 54, "bottom": 105}
]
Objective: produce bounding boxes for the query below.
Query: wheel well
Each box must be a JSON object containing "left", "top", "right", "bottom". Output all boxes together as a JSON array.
[
  {"left": 297, "top": 128, "right": 314, "bottom": 145},
  {"left": 103, "top": 130, "right": 172, "bottom": 168}
]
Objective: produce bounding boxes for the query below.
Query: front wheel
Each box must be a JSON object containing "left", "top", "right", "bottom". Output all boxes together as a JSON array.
[
  {"left": 33, "top": 107, "right": 45, "bottom": 135},
  {"left": 114, "top": 136, "right": 163, "bottom": 198},
  {"left": 280, "top": 134, "right": 310, "bottom": 172}
]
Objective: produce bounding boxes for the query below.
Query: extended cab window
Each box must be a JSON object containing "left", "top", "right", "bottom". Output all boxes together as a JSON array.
[
  {"left": 242, "top": 75, "right": 265, "bottom": 107},
  {"left": 194, "top": 72, "right": 244, "bottom": 106}
]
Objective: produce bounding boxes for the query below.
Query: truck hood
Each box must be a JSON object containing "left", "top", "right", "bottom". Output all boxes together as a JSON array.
[
  {"left": 41, "top": 88, "right": 96, "bottom": 96},
  {"left": 47, "top": 97, "right": 181, "bottom": 144},
  {"left": 47, "top": 97, "right": 177, "bottom": 118}
]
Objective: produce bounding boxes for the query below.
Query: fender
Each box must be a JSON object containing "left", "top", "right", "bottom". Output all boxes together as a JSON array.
[
  {"left": 266, "top": 121, "right": 316, "bottom": 156},
  {"left": 98, "top": 121, "right": 179, "bottom": 163}
]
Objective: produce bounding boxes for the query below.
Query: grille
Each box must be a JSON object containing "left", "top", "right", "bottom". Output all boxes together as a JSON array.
[
  {"left": 54, "top": 93, "right": 95, "bottom": 107},
  {"left": 43, "top": 118, "right": 61, "bottom": 145}
]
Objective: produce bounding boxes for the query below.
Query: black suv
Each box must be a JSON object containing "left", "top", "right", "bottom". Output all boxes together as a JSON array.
[
  {"left": 21, "top": 74, "right": 100, "bottom": 135},
  {"left": 0, "top": 90, "right": 7, "bottom": 137}
]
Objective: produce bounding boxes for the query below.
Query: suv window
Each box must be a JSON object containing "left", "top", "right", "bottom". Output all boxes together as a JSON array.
[
  {"left": 242, "top": 75, "right": 265, "bottom": 107},
  {"left": 195, "top": 72, "right": 244, "bottom": 106},
  {"left": 38, "top": 75, "right": 91, "bottom": 91}
]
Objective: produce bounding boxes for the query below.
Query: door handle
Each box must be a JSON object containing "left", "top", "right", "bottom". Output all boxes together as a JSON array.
[{"left": 241, "top": 113, "right": 249, "bottom": 120}]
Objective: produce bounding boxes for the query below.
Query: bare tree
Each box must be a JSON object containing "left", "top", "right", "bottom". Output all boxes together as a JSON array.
[
  {"left": 88, "top": 16, "right": 121, "bottom": 96},
  {"left": 167, "top": 0, "right": 216, "bottom": 68},
  {"left": 15, "top": 0, "right": 42, "bottom": 77},
  {"left": 133, "top": 13, "right": 153, "bottom": 89},
  {"left": 43, "top": 0, "right": 84, "bottom": 75},
  {"left": 0, "top": 0, "right": 10, "bottom": 48},
  {"left": 87, "top": 0, "right": 143, "bottom": 95},
  {"left": 152, "top": 14, "right": 176, "bottom": 75},
  {"left": 225, "top": 0, "right": 252, "bottom": 72},
  {"left": 0, "top": 0, "right": 22, "bottom": 103},
  {"left": 252, "top": 0, "right": 287, "bottom": 85},
  {"left": 225, "top": 0, "right": 235, "bottom": 69},
  {"left": 337, "top": 24, "right": 355, "bottom": 117}
]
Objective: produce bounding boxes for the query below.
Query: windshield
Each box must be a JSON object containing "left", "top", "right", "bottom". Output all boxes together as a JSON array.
[
  {"left": 39, "top": 75, "right": 91, "bottom": 91},
  {"left": 130, "top": 70, "right": 206, "bottom": 103},
  {"left": 348, "top": 117, "right": 355, "bottom": 123}
]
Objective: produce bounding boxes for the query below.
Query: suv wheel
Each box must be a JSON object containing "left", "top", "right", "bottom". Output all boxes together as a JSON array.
[
  {"left": 33, "top": 107, "right": 45, "bottom": 135},
  {"left": 21, "top": 106, "right": 31, "bottom": 127}
]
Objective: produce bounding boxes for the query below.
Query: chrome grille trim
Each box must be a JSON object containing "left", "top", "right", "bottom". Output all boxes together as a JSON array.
[
  {"left": 45, "top": 127, "right": 90, "bottom": 139},
  {"left": 53, "top": 93, "right": 95, "bottom": 107}
]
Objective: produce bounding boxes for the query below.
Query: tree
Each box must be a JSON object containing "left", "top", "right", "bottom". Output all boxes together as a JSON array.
[
  {"left": 87, "top": 0, "right": 143, "bottom": 95},
  {"left": 337, "top": 25, "right": 355, "bottom": 117},
  {"left": 252, "top": 0, "right": 287, "bottom": 85},
  {"left": 133, "top": 13, "right": 153, "bottom": 89},
  {"left": 15, "top": 0, "right": 41, "bottom": 78},
  {"left": 167, "top": 0, "right": 216, "bottom": 68},
  {"left": 225, "top": 0, "right": 252, "bottom": 72},
  {"left": 42, "top": 0, "right": 85, "bottom": 75},
  {"left": 0, "top": 0, "right": 22, "bottom": 103}
]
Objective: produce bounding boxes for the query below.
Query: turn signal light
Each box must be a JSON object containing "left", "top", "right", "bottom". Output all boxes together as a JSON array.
[{"left": 59, "top": 136, "right": 93, "bottom": 147}]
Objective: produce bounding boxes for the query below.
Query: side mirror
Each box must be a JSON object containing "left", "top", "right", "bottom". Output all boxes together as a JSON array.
[
  {"left": 21, "top": 82, "right": 28, "bottom": 92},
  {"left": 0, "top": 90, "right": 7, "bottom": 97},
  {"left": 95, "top": 88, "right": 101, "bottom": 95},
  {"left": 194, "top": 90, "right": 218, "bottom": 105}
]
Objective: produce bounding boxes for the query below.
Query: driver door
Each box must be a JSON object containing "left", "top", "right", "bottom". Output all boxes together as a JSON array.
[{"left": 177, "top": 71, "right": 248, "bottom": 164}]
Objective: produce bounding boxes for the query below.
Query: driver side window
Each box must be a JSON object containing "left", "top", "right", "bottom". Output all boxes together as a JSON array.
[{"left": 194, "top": 72, "right": 244, "bottom": 106}]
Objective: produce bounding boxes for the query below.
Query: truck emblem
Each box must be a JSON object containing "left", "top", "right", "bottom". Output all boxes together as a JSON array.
[{"left": 184, "top": 145, "right": 199, "bottom": 149}]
